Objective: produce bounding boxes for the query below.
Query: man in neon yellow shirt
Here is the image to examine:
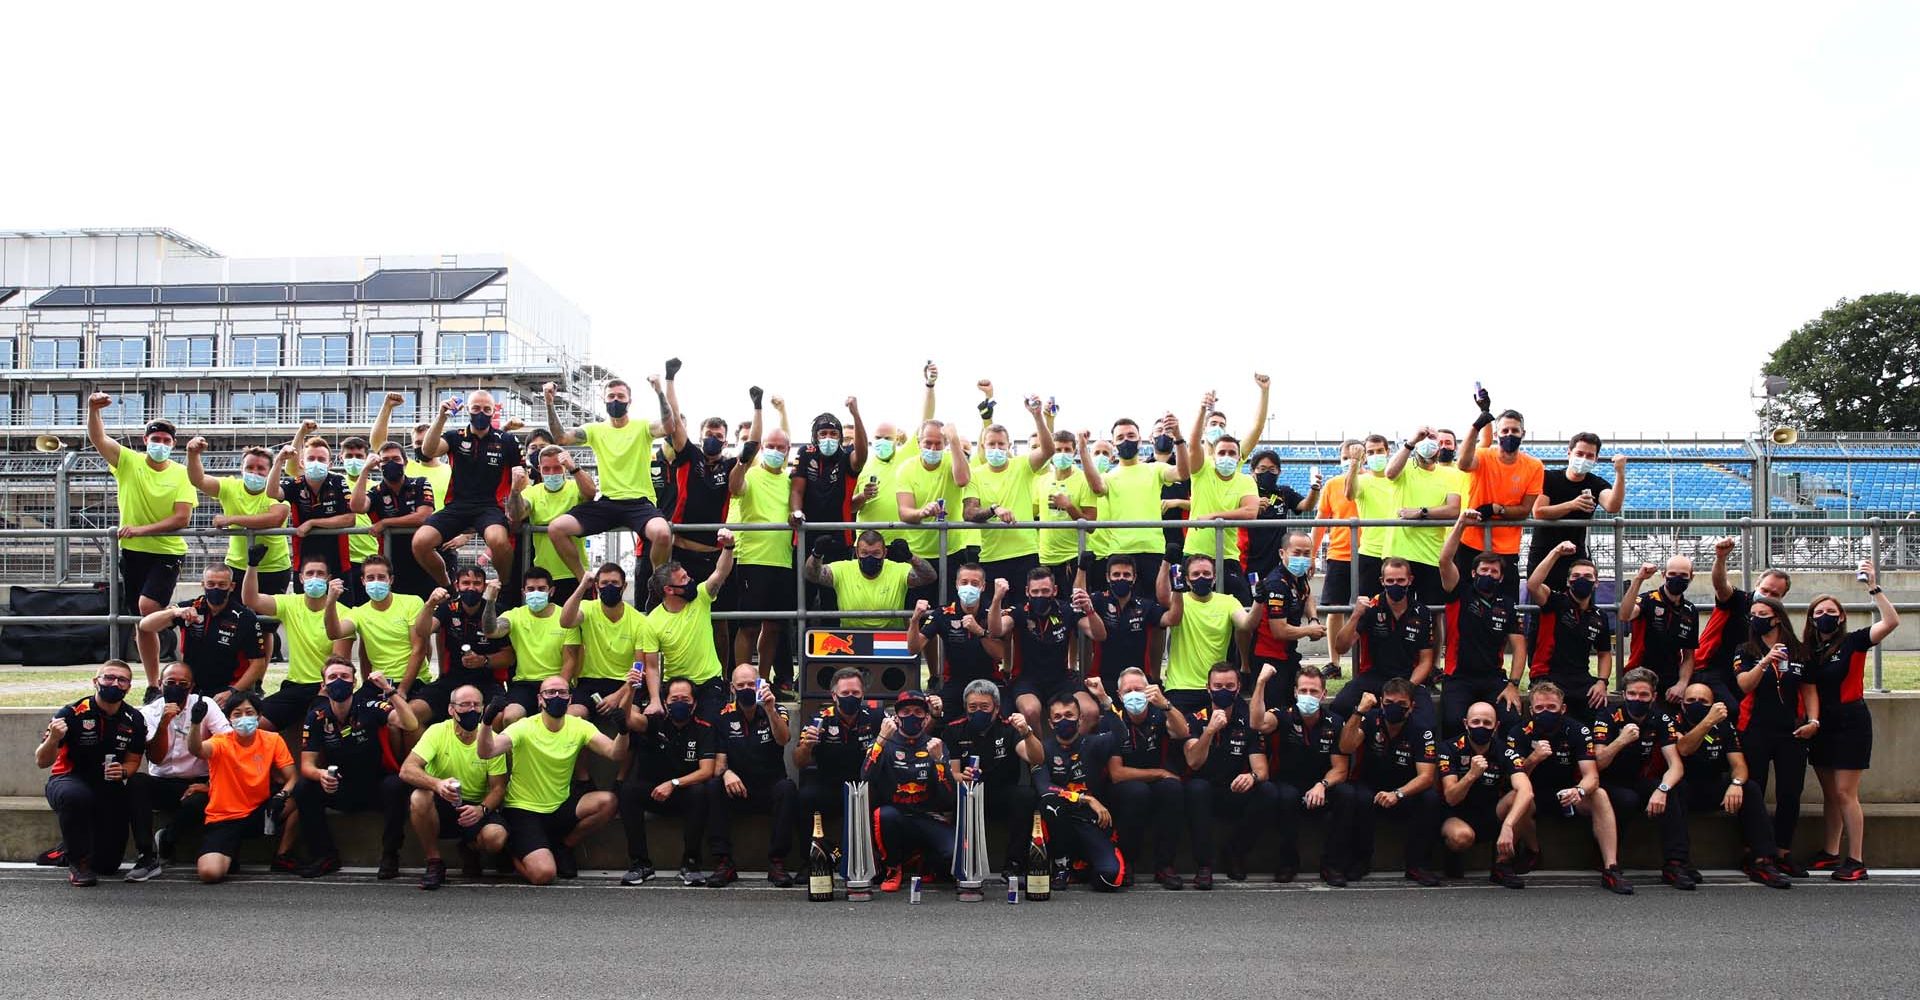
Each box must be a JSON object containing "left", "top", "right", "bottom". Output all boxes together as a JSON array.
[
  {"left": 1181, "top": 393, "right": 1260, "bottom": 604},
  {"left": 1158, "top": 554, "right": 1255, "bottom": 714},
  {"left": 561, "top": 561, "right": 661, "bottom": 728},
  {"left": 1383, "top": 426, "right": 1466, "bottom": 606},
  {"left": 398, "top": 684, "right": 509, "bottom": 887},
  {"left": 806, "top": 529, "right": 937, "bottom": 629},
  {"left": 646, "top": 528, "right": 739, "bottom": 720},
  {"left": 894, "top": 418, "right": 974, "bottom": 587},
  {"left": 90, "top": 394, "right": 197, "bottom": 694},
  {"left": 961, "top": 390, "right": 1051, "bottom": 590},
  {"left": 475, "top": 676, "right": 623, "bottom": 884},
  {"left": 509, "top": 444, "right": 597, "bottom": 604},
  {"left": 1102, "top": 416, "right": 1187, "bottom": 594},
  {"left": 243, "top": 553, "right": 353, "bottom": 733},
  {"left": 853, "top": 422, "right": 907, "bottom": 544},
  {"left": 1033, "top": 428, "right": 1106, "bottom": 594},
  {"left": 727, "top": 391, "right": 798, "bottom": 692},
  {"left": 324, "top": 555, "right": 434, "bottom": 731},
  {"left": 489, "top": 568, "right": 580, "bottom": 727},
  {"left": 186, "top": 439, "right": 291, "bottom": 599},
  {"left": 543, "top": 374, "right": 677, "bottom": 576},
  {"left": 1347, "top": 434, "right": 1399, "bottom": 599}
]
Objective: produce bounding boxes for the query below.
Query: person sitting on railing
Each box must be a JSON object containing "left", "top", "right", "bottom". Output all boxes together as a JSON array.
[
  {"left": 1346, "top": 435, "right": 1396, "bottom": 602},
  {"left": 961, "top": 394, "right": 1051, "bottom": 598},
  {"left": 356, "top": 402, "right": 440, "bottom": 600},
  {"left": 327, "top": 556, "right": 433, "bottom": 740},
  {"left": 1524, "top": 542, "right": 1615, "bottom": 723},
  {"left": 37, "top": 659, "right": 147, "bottom": 887},
  {"left": 88, "top": 394, "right": 197, "bottom": 700},
  {"left": 1179, "top": 392, "right": 1260, "bottom": 604},
  {"left": 1436, "top": 511, "right": 1526, "bottom": 738},
  {"left": 185, "top": 438, "right": 291, "bottom": 602},
  {"left": 1160, "top": 555, "right": 1256, "bottom": 715},
  {"left": 1619, "top": 555, "right": 1701, "bottom": 706},
  {"left": 990, "top": 569, "right": 1107, "bottom": 732},
  {"left": 541, "top": 371, "right": 677, "bottom": 579},
  {"left": 1527, "top": 433, "right": 1627, "bottom": 591},
  {"left": 727, "top": 388, "right": 798, "bottom": 697},
  {"left": 789, "top": 400, "right": 870, "bottom": 606},
  {"left": 1383, "top": 427, "right": 1466, "bottom": 607},
  {"left": 646, "top": 529, "right": 739, "bottom": 722},
  {"left": 404, "top": 422, "right": 453, "bottom": 513},
  {"left": 290, "top": 656, "right": 419, "bottom": 879},
  {"left": 805, "top": 529, "right": 936, "bottom": 635},
  {"left": 1034, "top": 426, "right": 1106, "bottom": 597},
  {"left": 412, "top": 391, "right": 524, "bottom": 591},
  {"left": 1101, "top": 414, "right": 1186, "bottom": 595},
  {"left": 244, "top": 553, "right": 355, "bottom": 734},
  {"left": 137, "top": 563, "right": 267, "bottom": 709},
  {"left": 1455, "top": 385, "right": 1544, "bottom": 603},
  {"left": 894, "top": 415, "right": 975, "bottom": 610},
  {"left": 1699, "top": 535, "right": 1791, "bottom": 709},
  {"left": 509, "top": 445, "right": 595, "bottom": 608},
  {"left": 1804, "top": 563, "right": 1900, "bottom": 882},
  {"left": 658, "top": 375, "right": 736, "bottom": 656},
  {"left": 267, "top": 421, "right": 359, "bottom": 604}
]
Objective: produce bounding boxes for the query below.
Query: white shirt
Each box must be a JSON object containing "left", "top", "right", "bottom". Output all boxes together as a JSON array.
[{"left": 139, "top": 694, "right": 233, "bottom": 779}]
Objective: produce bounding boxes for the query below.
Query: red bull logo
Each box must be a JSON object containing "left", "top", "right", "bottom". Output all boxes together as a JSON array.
[{"left": 811, "top": 633, "right": 858, "bottom": 656}]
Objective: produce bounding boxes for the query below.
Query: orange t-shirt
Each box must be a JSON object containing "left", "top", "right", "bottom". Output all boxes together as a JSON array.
[
  {"left": 1313, "top": 476, "right": 1358, "bottom": 562},
  {"left": 1465, "top": 452, "right": 1544, "bottom": 555},
  {"left": 204, "top": 730, "right": 293, "bottom": 824}
]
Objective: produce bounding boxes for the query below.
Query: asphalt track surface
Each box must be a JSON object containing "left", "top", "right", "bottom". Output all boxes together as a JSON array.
[{"left": 1, "top": 864, "right": 1913, "bottom": 999}]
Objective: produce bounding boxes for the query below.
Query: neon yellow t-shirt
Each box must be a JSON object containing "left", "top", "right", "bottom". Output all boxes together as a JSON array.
[
  {"left": 404, "top": 461, "right": 451, "bottom": 512},
  {"left": 732, "top": 463, "right": 793, "bottom": 568},
  {"left": 1034, "top": 468, "right": 1094, "bottom": 565},
  {"left": 1386, "top": 463, "right": 1461, "bottom": 568},
  {"left": 519, "top": 479, "right": 584, "bottom": 579},
  {"left": 1102, "top": 461, "right": 1168, "bottom": 556},
  {"left": 854, "top": 455, "right": 904, "bottom": 544},
  {"left": 111, "top": 448, "right": 197, "bottom": 555},
  {"left": 646, "top": 587, "right": 722, "bottom": 684},
  {"left": 894, "top": 452, "right": 968, "bottom": 559},
  {"left": 500, "top": 604, "right": 577, "bottom": 682},
  {"left": 348, "top": 513, "right": 379, "bottom": 563},
  {"left": 412, "top": 719, "right": 506, "bottom": 802},
  {"left": 969, "top": 459, "right": 1038, "bottom": 562},
  {"left": 502, "top": 715, "right": 597, "bottom": 812},
  {"left": 583, "top": 419, "right": 655, "bottom": 501},
  {"left": 827, "top": 559, "right": 911, "bottom": 628},
  {"left": 1184, "top": 469, "right": 1255, "bottom": 560},
  {"left": 1166, "top": 593, "right": 1240, "bottom": 691},
  {"left": 1351, "top": 471, "right": 1399, "bottom": 559},
  {"left": 216, "top": 477, "right": 290, "bottom": 572},
  {"left": 565, "top": 600, "right": 659, "bottom": 680},
  {"left": 272, "top": 593, "right": 336, "bottom": 685},
  {"left": 347, "top": 593, "right": 425, "bottom": 681}
]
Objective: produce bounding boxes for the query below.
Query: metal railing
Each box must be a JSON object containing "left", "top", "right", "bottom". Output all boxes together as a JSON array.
[{"left": 0, "top": 513, "right": 1911, "bottom": 691}]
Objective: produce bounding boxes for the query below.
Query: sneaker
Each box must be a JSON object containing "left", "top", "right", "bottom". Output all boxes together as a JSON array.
[
  {"left": 1193, "top": 866, "right": 1214, "bottom": 891},
  {"left": 1273, "top": 866, "right": 1296, "bottom": 884},
  {"left": 124, "top": 855, "right": 163, "bottom": 883},
  {"left": 458, "top": 844, "right": 485, "bottom": 880},
  {"left": 1319, "top": 867, "right": 1348, "bottom": 888},
  {"left": 297, "top": 855, "right": 341, "bottom": 879},
  {"left": 1513, "top": 848, "right": 1542, "bottom": 875},
  {"left": 35, "top": 844, "right": 66, "bottom": 867},
  {"left": 679, "top": 862, "right": 706, "bottom": 887},
  {"left": 1155, "top": 867, "right": 1184, "bottom": 890},
  {"left": 1489, "top": 863, "right": 1526, "bottom": 889},
  {"left": 1750, "top": 858, "right": 1792, "bottom": 890},
  {"left": 621, "top": 861, "right": 656, "bottom": 886},
  {"left": 1685, "top": 864, "right": 1704, "bottom": 884},
  {"left": 1226, "top": 852, "right": 1249, "bottom": 882},
  {"left": 1404, "top": 867, "right": 1441, "bottom": 888},
  {"left": 67, "top": 865, "right": 97, "bottom": 887},
  {"left": 1600, "top": 865, "right": 1634, "bottom": 895},
  {"left": 1660, "top": 860, "right": 1697, "bottom": 891},
  {"left": 553, "top": 844, "right": 578, "bottom": 880},
  {"left": 377, "top": 853, "right": 401, "bottom": 880},
  {"left": 271, "top": 853, "right": 300, "bottom": 874},
  {"left": 420, "top": 858, "right": 447, "bottom": 890},
  {"left": 707, "top": 860, "right": 738, "bottom": 888},
  {"left": 1774, "top": 853, "right": 1810, "bottom": 878},
  {"left": 880, "top": 866, "right": 905, "bottom": 893},
  {"left": 1441, "top": 852, "right": 1465, "bottom": 880},
  {"left": 768, "top": 859, "right": 794, "bottom": 888},
  {"left": 1832, "top": 859, "right": 1870, "bottom": 882},
  {"left": 1322, "top": 664, "right": 1344, "bottom": 681},
  {"left": 1805, "top": 850, "right": 1843, "bottom": 872},
  {"left": 153, "top": 827, "right": 175, "bottom": 864}
]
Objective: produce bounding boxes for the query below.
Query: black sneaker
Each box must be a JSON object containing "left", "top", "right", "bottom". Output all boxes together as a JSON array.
[
  {"left": 458, "top": 843, "right": 485, "bottom": 880},
  {"left": 1404, "top": 867, "right": 1441, "bottom": 888},
  {"left": 707, "top": 860, "right": 738, "bottom": 888},
  {"left": 420, "top": 858, "right": 447, "bottom": 890},
  {"left": 1322, "top": 664, "right": 1344, "bottom": 681},
  {"left": 377, "top": 853, "right": 401, "bottom": 880},
  {"left": 1513, "top": 847, "right": 1542, "bottom": 875},
  {"left": 553, "top": 844, "right": 578, "bottom": 880},
  {"left": 124, "top": 855, "right": 163, "bottom": 882},
  {"left": 1156, "top": 867, "right": 1184, "bottom": 890},
  {"left": 621, "top": 861, "right": 655, "bottom": 886},
  {"left": 1273, "top": 866, "right": 1296, "bottom": 884},
  {"left": 1050, "top": 871, "right": 1069, "bottom": 892},
  {"left": 1601, "top": 865, "right": 1634, "bottom": 895},
  {"left": 35, "top": 844, "right": 66, "bottom": 867},
  {"left": 1661, "top": 860, "right": 1697, "bottom": 891},
  {"left": 298, "top": 855, "right": 341, "bottom": 879},
  {"left": 1805, "top": 850, "right": 1842, "bottom": 873},
  {"left": 1226, "top": 852, "right": 1249, "bottom": 882},
  {"left": 679, "top": 861, "right": 707, "bottom": 887},
  {"left": 1750, "top": 858, "right": 1792, "bottom": 890},
  {"left": 271, "top": 853, "right": 300, "bottom": 874},
  {"left": 1320, "top": 867, "right": 1348, "bottom": 888},
  {"left": 68, "top": 864, "right": 97, "bottom": 887},
  {"left": 1832, "top": 858, "right": 1870, "bottom": 882},
  {"left": 1193, "top": 866, "right": 1214, "bottom": 891},
  {"left": 1489, "top": 863, "right": 1526, "bottom": 889},
  {"left": 1776, "top": 852, "right": 1811, "bottom": 878},
  {"left": 768, "top": 859, "right": 794, "bottom": 888}
]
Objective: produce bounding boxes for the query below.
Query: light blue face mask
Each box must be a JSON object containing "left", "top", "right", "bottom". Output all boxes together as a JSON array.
[
  {"left": 1203, "top": 426, "right": 1224, "bottom": 444},
  {"left": 1214, "top": 456, "right": 1239, "bottom": 477},
  {"left": 921, "top": 447, "right": 944, "bottom": 466},
  {"left": 1414, "top": 439, "right": 1439, "bottom": 460},
  {"left": 303, "top": 577, "right": 329, "bottom": 599},
  {"left": 873, "top": 439, "right": 895, "bottom": 461},
  {"left": 985, "top": 449, "right": 1009, "bottom": 469},
  {"left": 1365, "top": 454, "right": 1388, "bottom": 473},
  {"left": 146, "top": 442, "right": 173, "bottom": 463},
  {"left": 304, "top": 460, "right": 329, "bottom": 482},
  {"left": 544, "top": 473, "right": 566, "bottom": 491},
  {"left": 1121, "top": 691, "right": 1150, "bottom": 716},
  {"left": 956, "top": 584, "right": 982, "bottom": 606},
  {"left": 1094, "top": 456, "right": 1114, "bottom": 474},
  {"left": 1295, "top": 693, "right": 1321, "bottom": 716},
  {"left": 1051, "top": 453, "right": 1074, "bottom": 471},
  {"left": 1567, "top": 455, "right": 1596, "bottom": 475},
  {"left": 817, "top": 438, "right": 840, "bottom": 457},
  {"left": 343, "top": 458, "right": 366, "bottom": 479},
  {"left": 1287, "top": 555, "right": 1312, "bottom": 576},
  {"left": 242, "top": 472, "right": 268, "bottom": 493},
  {"left": 231, "top": 715, "right": 260, "bottom": 736},
  {"left": 761, "top": 449, "right": 786, "bottom": 469},
  {"left": 364, "top": 580, "right": 392, "bottom": 602},
  {"left": 523, "top": 591, "right": 551, "bottom": 613}
]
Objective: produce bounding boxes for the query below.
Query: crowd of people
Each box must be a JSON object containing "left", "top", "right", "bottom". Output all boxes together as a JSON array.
[{"left": 32, "top": 366, "right": 1895, "bottom": 896}]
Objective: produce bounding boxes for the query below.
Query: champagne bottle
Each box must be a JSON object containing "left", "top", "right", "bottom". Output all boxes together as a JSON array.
[
  {"left": 1026, "top": 814, "right": 1050, "bottom": 902},
  {"left": 808, "top": 812, "right": 835, "bottom": 901}
]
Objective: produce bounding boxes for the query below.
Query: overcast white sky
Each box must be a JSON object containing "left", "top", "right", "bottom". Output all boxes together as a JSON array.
[{"left": 9, "top": 2, "right": 1918, "bottom": 443}]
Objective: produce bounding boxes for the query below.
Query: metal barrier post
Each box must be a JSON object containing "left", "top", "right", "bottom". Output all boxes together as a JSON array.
[
  {"left": 1739, "top": 516, "right": 1753, "bottom": 588},
  {"left": 54, "top": 452, "right": 78, "bottom": 585},
  {"left": 1612, "top": 516, "right": 1626, "bottom": 664},
  {"left": 1348, "top": 517, "right": 1361, "bottom": 607},
  {"left": 1076, "top": 522, "right": 1089, "bottom": 672},
  {"left": 1871, "top": 517, "right": 1885, "bottom": 692},
  {"left": 106, "top": 534, "right": 122, "bottom": 660},
  {"left": 794, "top": 522, "right": 809, "bottom": 687}
]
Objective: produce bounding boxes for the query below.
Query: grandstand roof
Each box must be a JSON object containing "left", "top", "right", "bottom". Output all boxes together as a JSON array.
[{"left": 0, "top": 227, "right": 222, "bottom": 258}]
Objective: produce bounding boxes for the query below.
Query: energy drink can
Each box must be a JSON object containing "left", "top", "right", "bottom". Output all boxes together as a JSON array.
[
  {"left": 1007, "top": 876, "right": 1020, "bottom": 903},
  {"left": 909, "top": 876, "right": 923, "bottom": 903}
]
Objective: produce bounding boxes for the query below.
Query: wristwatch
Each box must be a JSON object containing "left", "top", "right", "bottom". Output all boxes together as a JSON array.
[
  {"left": 670, "top": 777, "right": 682, "bottom": 788},
  {"left": 1656, "top": 781, "right": 1671, "bottom": 793},
  {"left": 1392, "top": 789, "right": 1404, "bottom": 801},
  {"left": 1730, "top": 777, "right": 1746, "bottom": 787}
]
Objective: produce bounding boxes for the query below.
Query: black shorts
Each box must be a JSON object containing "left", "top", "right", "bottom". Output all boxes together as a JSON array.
[
  {"left": 1446, "top": 796, "right": 1502, "bottom": 842},
  {"left": 120, "top": 550, "right": 183, "bottom": 608},
  {"left": 737, "top": 563, "right": 796, "bottom": 614},
  {"left": 570, "top": 677, "right": 627, "bottom": 730},
  {"left": 1356, "top": 554, "right": 1383, "bottom": 600},
  {"left": 233, "top": 566, "right": 292, "bottom": 599},
  {"left": 425, "top": 502, "right": 509, "bottom": 539},
  {"left": 339, "top": 564, "right": 368, "bottom": 609},
  {"left": 1809, "top": 702, "right": 1872, "bottom": 770},
  {"left": 505, "top": 794, "right": 585, "bottom": 859},
  {"left": 564, "top": 497, "right": 666, "bottom": 537},
  {"left": 262, "top": 681, "right": 321, "bottom": 733},
  {"left": 1319, "top": 558, "right": 1355, "bottom": 607},
  {"left": 980, "top": 555, "right": 1040, "bottom": 596},
  {"left": 433, "top": 797, "right": 505, "bottom": 842},
  {"left": 199, "top": 804, "right": 274, "bottom": 858},
  {"left": 505, "top": 679, "right": 549, "bottom": 714},
  {"left": 1407, "top": 561, "right": 1445, "bottom": 608},
  {"left": 1010, "top": 674, "right": 1080, "bottom": 706},
  {"left": 407, "top": 679, "right": 451, "bottom": 719}
]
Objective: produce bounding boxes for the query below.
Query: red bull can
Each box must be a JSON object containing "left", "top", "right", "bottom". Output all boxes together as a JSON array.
[
  {"left": 1007, "top": 876, "right": 1020, "bottom": 903},
  {"left": 908, "top": 876, "right": 922, "bottom": 903}
]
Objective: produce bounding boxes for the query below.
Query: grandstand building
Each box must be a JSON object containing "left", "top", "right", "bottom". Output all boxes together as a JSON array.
[{"left": 0, "top": 227, "right": 605, "bottom": 583}]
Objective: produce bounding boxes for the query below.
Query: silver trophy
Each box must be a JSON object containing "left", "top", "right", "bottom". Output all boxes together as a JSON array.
[
  {"left": 953, "top": 777, "right": 990, "bottom": 895},
  {"left": 843, "top": 781, "right": 876, "bottom": 901}
]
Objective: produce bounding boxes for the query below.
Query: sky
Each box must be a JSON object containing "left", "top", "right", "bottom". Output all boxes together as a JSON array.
[{"left": 8, "top": 1, "right": 1919, "bottom": 444}]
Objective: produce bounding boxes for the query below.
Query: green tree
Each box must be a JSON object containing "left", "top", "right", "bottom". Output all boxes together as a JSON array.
[{"left": 1760, "top": 293, "right": 1920, "bottom": 432}]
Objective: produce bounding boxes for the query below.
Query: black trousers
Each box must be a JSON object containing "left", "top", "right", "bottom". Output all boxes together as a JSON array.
[
  {"left": 295, "top": 772, "right": 409, "bottom": 858},
  {"left": 1672, "top": 770, "right": 1778, "bottom": 863},
  {"left": 125, "top": 772, "right": 208, "bottom": 858},
  {"left": 1044, "top": 808, "right": 1124, "bottom": 890},
  {"left": 1106, "top": 778, "right": 1183, "bottom": 871},
  {"left": 46, "top": 775, "right": 130, "bottom": 873},
  {"left": 1604, "top": 778, "right": 1689, "bottom": 863},
  {"left": 621, "top": 775, "right": 710, "bottom": 864},
  {"left": 1273, "top": 779, "right": 1342, "bottom": 872},
  {"left": 708, "top": 775, "right": 797, "bottom": 862},
  {"left": 1739, "top": 727, "right": 1807, "bottom": 853},
  {"left": 1184, "top": 775, "right": 1279, "bottom": 867},
  {"left": 873, "top": 805, "right": 954, "bottom": 872},
  {"left": 1333, "top": 782, "right": 1440, "bottom": 877},
  {"left": 980, "top": 780, "right": 1039, "bottom": 872},
  {"left": 798, "top": 769, "right": 858, "bottom": 848}
]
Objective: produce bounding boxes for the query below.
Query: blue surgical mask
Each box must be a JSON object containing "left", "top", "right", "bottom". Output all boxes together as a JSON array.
[
  {"left": 1295, "top": 693, "right": 1321, "bottom": 716},
  {"left": 817, "top": 438, "right": 840, "bottom": 457},
  {"left": 761, "top": 449, "right": 786, "bottom": 469},
  {"left": 1095, "top": 456, "right": 1114, "bottom": 474},
  {"left": 985, "top": 449, "right": 1009, "bottom": 469},
  {"left": 231, "top": 715, "right": 260, "bottom": 736},
  {"left": 303, "top": 578, "right": 328, "bottom": 599},
  {"left": 1286, "top": 556, "right": 1311, "bottom": 577},
  {"left": 242, "top": 472, "right": 268, "bottom": 493},
  {"left": 544, "top": 474, "right": 566, "bottom": 492},
  {"left": 1214, "top": 456, "right": 1239, "bottom": 477},
  {"left": 922, "top": 448, "right": 944, "bottom": 466},
  {"left": 343, "top": 458, "right": 366, "bottom": 479},
  {"left": 1051, "top": 453, "right": 1073, "bottom": 471},
  {"left": 956, "top": 584, "right": 982, "bottom": 607},
  {"left": 1365, "top": 454, "right": 1388, "bottom": 473},
  {"left": 364, "top": 580, "right": 392, "bottom": 602},
  {"left": 1203, "top": 426, "right": 1224, "bottom": 444},
  {"left": 303, "top": 460, "right": 328, "bottom": 482},
  {"left": 1121, "top": 691, "right": 1150, "bottom": 716},
  {"left": 146, "top": 442, "right": 173, "bottom": 463},
  {"left": 873, "top": 440, "right": 895, "bottom": 461},
  {"left": 1414, "top": 439, "right": 1439, "bottom": 460},
  {"left": 524, "top": 591, "right": 550, "bottom": 613}
]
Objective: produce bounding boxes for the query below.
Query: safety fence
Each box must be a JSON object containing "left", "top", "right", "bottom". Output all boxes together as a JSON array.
[{"left": 0, "top": 514, "right": 1910, "bottom": 691}]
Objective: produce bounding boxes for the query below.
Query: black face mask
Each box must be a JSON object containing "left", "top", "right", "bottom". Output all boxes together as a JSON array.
[
  {"left": 968, "top": 710, "right": 994, "bottom": 731},
  {"left": 162, "top": 683, "right": 190, "bottom": 706},
  {"left": 1109, "top": 579, "right": 1133, "bottom": 600},
  {"left": 1466, "top": 725, "right": 1496, "bottom": 747},
  {"left": 1383, "top": 583, "right": 1409, "bottom": 603},
  {"left": 325, "top": 678, "right": 354, "bottom": 703},
  {"left": 203, "top": 587, "right": 229, "bottom": 606},
  {"left": 1189, "top": 577, "right": 1215, "bottom": 598},
  {"left": 735, "top": 690, "right": 757, "bottom": 712},
  {"left": 456, "top": 709, "right": 484, "bottom": 731},
  {"left": 1381, "top": 702, "right": 1409, "bottom": 725},
  {"left": 542, "top": 695, "right": 570, "bottom": 718},
  {"left": 670, "top": 582, "right": 699, "bottom": 601},
  {"left": 858, "top": 555, "right": 884, "bottom": 577},
  {"left": 1254, "top": 471, "right": 1280, "bottom": 493},
  {"left": 836, "top": 694, "right": 862, "bottom": 716},
  {"left": 1210, "top": 688, "right": 1237, "bottom": 709},
  {"left": 598, "top": 583, "right": 623, "bottom": 606},
  {"left": 382, "top": 461, "right": 406, "bottom": 484},
  {"left": 97, "top": 683, "right": 126, "bottom": 704},
  {"left": 1435, "top": 447, "right": 1457, "bottom": 464},
  {"left": 1749, "top": 616, "right": 1774, "bottom": 638},
  {"left": 1026, "top": 596, "right": 1055, "bottom": 617},
  {"left": 1472, "top": 575, "right": 1498, "bottom": 595},
  {"left": 1622, "top": 698, "right": 1652, "bottom": 720},
  {"left": 469, "top": 411, "right": 493, "bottom": 432},
  {"left": 458, "top": 589, "right": 484, "bottom": 608},
  {"left": 1497, "top": 434, "right": 1522, "bottom": 454},
  {"left": 702, "top": 436, "right": 724, "bottom": 457},
  {"left": 1568, "top": 577, "right": 1596, "bottom": 600},
  {"left": 412, "top": 446, "right": 429, "bottom": 463},
  {"left": 1532, "top": 709, "right": 1562, "bottom": 732},
  {"left": 1115, "top": 439, "right": 1140, "bottom": 460},
  {"left": 1153, "top": 434, "right": 1175, "bottom": 454},
  {"left": 1813, "top": 612, "right": 1842, "bottom": 635},
  {"left": 1681, "top": 702, "right": 1710, "bottom": 726},
  {"left": 605, "top": 399, "right": 629, "bottom": 419},
  {"left": 1663, "top": 576, "right": 1689, "bottom": 596},
  {"left": 666, "top": 701, "right": 695, "bottom": 723}
]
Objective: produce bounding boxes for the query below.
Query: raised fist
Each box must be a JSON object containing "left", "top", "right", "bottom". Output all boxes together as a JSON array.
[
  {"left": 1253, "top": 373, "right": 1270, "bottom": 390},
  {"left": 748, "top": 386, "right": 763, "bottom": 407},
  {"left": 1713, "top": 536, "right": 1736, "bottom": 556},
  {"left": 664, "top": 357, "right": 683, "bottom": 380},
  {"left": 428, "top": 587, "right": 450, "bottom": 605},
  {"left": 186, "top": 436, "right": 208, "bottom": 455},
  {"left": 1556, "top": 541, "right": 1578, "bottom": 557},
  {"left": 1635, "top": 562, "right": 1657, "bottom": 582},
  {"left": 716, "top": 528, "right": 735, "bottom": 549},
  {"left": 1357, "top": 692, "right": 1379, "bottom": 714},
  {"left": 88, "top": 392, "right": 112, "bottom": 410},
  {"left": 190, "top": 700, "right": 209, "bottom": 724}
]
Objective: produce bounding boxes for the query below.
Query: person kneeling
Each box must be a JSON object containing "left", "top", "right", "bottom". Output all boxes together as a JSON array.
[
  {"left": 1437, "top": 701, "right": 1533, "bottom": 888},
  {"left": 189, "top": 695, "right": 298, "bottom": 884}
]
